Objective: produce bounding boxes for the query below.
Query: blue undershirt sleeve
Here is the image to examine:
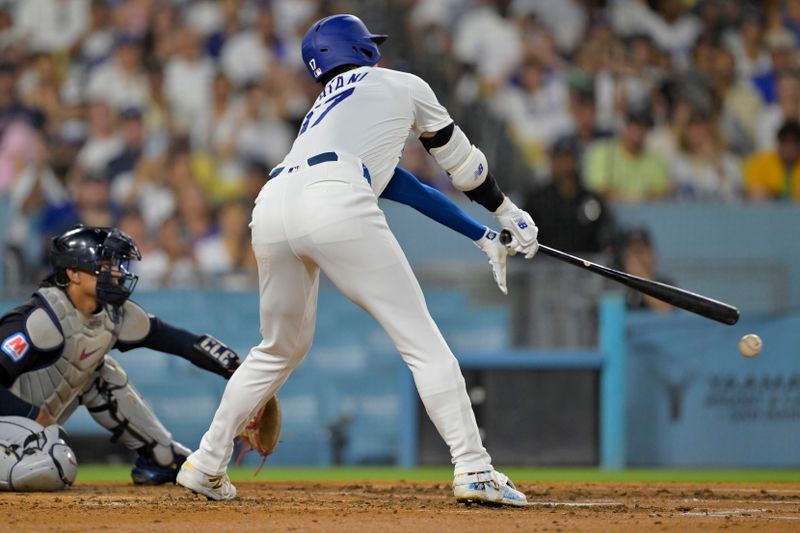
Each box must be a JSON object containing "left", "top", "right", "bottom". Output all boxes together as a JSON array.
[{"left": 380, "top": 167, "right": 486, "bottom": 241}]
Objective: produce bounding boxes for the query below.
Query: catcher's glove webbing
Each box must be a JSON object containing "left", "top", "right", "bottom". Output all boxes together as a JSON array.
[{"left": 236, "top": 395, "right": 281, "bottom": 474}]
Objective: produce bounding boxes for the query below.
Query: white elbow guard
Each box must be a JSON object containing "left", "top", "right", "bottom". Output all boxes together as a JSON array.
[{"left": 429, "top": 125, "right": 489, "bottom": 191}]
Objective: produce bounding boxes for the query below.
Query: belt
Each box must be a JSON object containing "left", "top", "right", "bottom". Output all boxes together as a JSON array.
[{"left": 269, "top": 152, "right": 371, "bottom": 184}]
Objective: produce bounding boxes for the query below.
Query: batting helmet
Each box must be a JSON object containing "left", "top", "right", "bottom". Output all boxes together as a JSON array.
[
  {"left": 49, "top": 225, "right": 141, "bottom": 308},
  {"left": 301, "top": 14, "right": 387, "bottom": 82}
]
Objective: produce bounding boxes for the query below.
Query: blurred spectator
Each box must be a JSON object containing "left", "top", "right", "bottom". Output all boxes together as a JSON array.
[
  {"left": 145, "top": 2, "right": 179, "bottom": 66},
  {"left": 724, "top": 6, "right": 772, "bottom": 82},
  {"left": 85, "top": 35, "right": 150, "bottom": 110},
  {"left": 788, "top": 0, "right": 800, "bottom": 44},
  {"left": 745, "top": 120, "right": 800, "bottom": 201},
  {"left": 0, "top": 66, "right": 42, "bottom": 194},
  {"left": 205, "top": 81, "right": 293, "bottom": 200},
  {"left": 563, "top": 87, "right": 612, "bottom": 159},
  {"left": 490, "top": 57, "right": 572, "bottom": 168},
  {"left": 220, "top": 7, "right": 283, "bottom": 87},
  {"left": 752, "top": 30, "right": 798, "bottom": 104},
  {"left": 610, "top": 0, "right": 701, "bottom": 66},
  {"left": 0, "top": 8, "right": 13, "bottom": 51},
  {"left": 176, "top": 181, "right": 214, "bottom": 244},
  {"left": 510, "top": 0, "right": 587, "bottom": 55},
  {"left": 112, "top": 155, "right": 175, "bottom": 235},
  {"left": 106, "top": 107, "right": 146, "bottom": 181},
  {"left": 204, "top": 0, "right": 244, "bottom": 60},
  {"left": 584, "top": 109, "right": 670, "bottom": 202},
  {"left": 118, "top": 207, "right": 164, "bottom": 288},
  {"left": 453, "top": 0, "right": 522, "bottom": 91},
  {"left": 191, "top": 73, "right": 233, "bottom": 150},
  {"left": 164, "top": 28, "right": 215, "bottom": 133},
  {"left": 706, "top": 47, "right": 763, "bottom": 155},
  {"left": 670, "top": 111, "right": 743, "bottom": 201},
  {"left": 616, "top": 228, "right": 674, "bottom": 313},
  {"left": 195, "top": 200, "right": 257, "bottom": 289},
  {"left": 523, "top": 137, "right": 614, "bottom": 254},
  {"left": 147, "top": 215, "right": 204, "bottom": 288},
  {"left": 41, "top": 173, "right": 119, "bottom": 247},
  {"left": 755, "top": 73, "right": 800, "bottom": 150},
  {"left": 14, "top": 0, "right": 90, "bottom": 53},
  {"left": 68, "top": 0, "right": 115, "bottom": 67},
  {"left": 5, "top": 133, "right": 68, "bottom": 281},
  {"left": 76, "top": 100, "right": 123, "bottom": 174},
  {"left": 17, "top": 53, "right": 70, "bottom": 129}
]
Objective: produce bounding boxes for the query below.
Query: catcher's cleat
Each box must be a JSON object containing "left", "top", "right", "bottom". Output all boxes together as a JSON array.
[
  {"left": 176, "top": 461, "right": 237, "bottom": 501},
  {"left": 131, "top": 445, "right": 189, "bottom": 485},
  {"left": 453, "top": 470, "right": 528, "bottom": 507}
]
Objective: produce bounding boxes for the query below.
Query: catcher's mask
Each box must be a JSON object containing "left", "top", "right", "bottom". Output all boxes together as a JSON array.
[{"left": 49, "top": 225, "right": 142, "bottom": 310}]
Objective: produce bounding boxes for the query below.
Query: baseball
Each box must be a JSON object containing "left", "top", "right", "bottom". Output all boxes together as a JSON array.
[{"left": 738, "top": 334, "right": 762, "bottom": 357}]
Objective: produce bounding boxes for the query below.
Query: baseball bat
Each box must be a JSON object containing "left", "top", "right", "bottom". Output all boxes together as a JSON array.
[{"left": 499, "top": 230, "right": 739, "bottom": 325}]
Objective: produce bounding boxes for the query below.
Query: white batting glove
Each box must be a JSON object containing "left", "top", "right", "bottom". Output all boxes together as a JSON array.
[
  {"left": 474, "top": 227, "right": 508, "bottom": 295},
  {"left": 494, "top": 196, "right": 539, "bottom": 259}
]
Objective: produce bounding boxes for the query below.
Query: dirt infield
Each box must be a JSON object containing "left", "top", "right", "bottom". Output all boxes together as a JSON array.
[{"left": 3, "top": 481, "right": 800, "bottom": 532}]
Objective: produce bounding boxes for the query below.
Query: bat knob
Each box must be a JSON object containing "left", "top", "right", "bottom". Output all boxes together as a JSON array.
[{"left": 499, "top": 229, "right": 512, "bottom": 246}]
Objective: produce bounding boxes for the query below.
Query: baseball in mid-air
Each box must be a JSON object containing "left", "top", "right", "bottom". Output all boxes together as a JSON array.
[{"left": 738, "top": 334, "right": 762, "bottom": 357}]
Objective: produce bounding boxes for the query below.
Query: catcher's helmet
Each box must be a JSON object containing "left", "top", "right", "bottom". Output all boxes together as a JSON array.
[
  {"left": 301, "top": 14, "right": 387, "bottom": 82},
  {"left": 49, "top": 225, "right": 141, "bottom": 308}
]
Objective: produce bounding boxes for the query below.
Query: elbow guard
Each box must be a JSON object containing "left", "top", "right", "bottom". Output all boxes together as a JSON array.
[{"left": 429, "top": 125, "right": 489, "bottom": 192}]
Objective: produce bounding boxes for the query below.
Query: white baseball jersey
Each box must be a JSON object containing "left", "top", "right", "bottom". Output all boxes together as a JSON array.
[{"left": 281, "top": 66, "right": 453, "bottom": 195}]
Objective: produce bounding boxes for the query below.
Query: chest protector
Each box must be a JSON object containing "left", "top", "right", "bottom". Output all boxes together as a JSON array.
[{"left": 10, "top": 287, "right": 122, "bottom": 419}]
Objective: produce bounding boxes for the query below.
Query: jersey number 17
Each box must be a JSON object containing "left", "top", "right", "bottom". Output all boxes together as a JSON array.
[{"left": 299, "top": 88, "right": 356, "bottom": 135}]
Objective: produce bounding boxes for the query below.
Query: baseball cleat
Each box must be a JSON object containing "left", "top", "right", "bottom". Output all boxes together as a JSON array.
[
  {"left": 176, "top": 461, "right": 237, "bottom": 501},
  {"left": 131, "top": 446, "right": 188, "bottom": 485},
  {"left": 453, "top": 469, "right": 528, "bottom": 507}
]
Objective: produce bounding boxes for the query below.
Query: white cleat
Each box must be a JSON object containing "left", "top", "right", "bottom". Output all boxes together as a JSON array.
[
  {"left": 176, "top": 461, "right": 237, "bottom": 501},
  {"left": 453, "top": 470, "right": 528, "bottom": 507}
]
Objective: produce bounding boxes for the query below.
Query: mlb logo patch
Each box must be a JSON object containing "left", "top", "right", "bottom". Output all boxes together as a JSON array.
[
  {"left": 2, "top": 333, "right": 30, "bottom": 363},
  {"left": 288, "top": 165, "right": 300, "bottom": 173}
]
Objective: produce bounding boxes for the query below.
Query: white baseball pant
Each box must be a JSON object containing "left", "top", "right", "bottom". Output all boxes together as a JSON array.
[{"left": 188, "top": 153, "right": 492, "bottom": 475}]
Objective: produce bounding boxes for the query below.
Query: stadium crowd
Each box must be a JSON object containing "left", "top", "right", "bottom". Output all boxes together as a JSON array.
[{"left": 0, "top": 0, "right": 799, "bottom": 289}]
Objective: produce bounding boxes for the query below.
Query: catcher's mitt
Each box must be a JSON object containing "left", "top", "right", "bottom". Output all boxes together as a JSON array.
[{"left": 236, "top": 395, "right": 281, "bottom": 472}]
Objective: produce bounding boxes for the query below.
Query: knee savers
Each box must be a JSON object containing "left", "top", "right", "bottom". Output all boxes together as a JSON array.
[
  {"left": 0, "top": 424, "right": 77, "bottom": 491},
  {"left": 429, "top": 126, "right": 489, "bottom": 192},
  {"left": 81, "top": 356, "right": 189, "bottom": 467}
]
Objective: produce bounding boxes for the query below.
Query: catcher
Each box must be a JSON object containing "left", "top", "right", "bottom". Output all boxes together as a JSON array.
[{"left": 0, "top": 225, "right": 241, "bottom": 491}]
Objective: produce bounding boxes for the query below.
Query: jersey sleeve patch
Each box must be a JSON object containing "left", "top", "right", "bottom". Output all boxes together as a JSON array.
[{"left": 2, "top": 333, "right": 30, "bottom": 363}]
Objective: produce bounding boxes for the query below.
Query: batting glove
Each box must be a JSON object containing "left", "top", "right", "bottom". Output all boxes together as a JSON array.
[
  {"left": 474, "top": 227, "right": 508, "bottom": 295},
  {"left": 494, "top": 196, "right": 539, "bottom": 259}
]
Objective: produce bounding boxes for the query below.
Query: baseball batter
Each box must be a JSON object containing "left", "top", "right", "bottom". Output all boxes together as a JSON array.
[
  {"left": 0, "top": 225, "right": 240, "bottom": 490},
  {"left": 178, "top": 15, "right": 539, "bottom": 506}
]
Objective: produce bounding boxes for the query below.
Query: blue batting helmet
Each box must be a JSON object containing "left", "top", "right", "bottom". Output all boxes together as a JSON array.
[{"left": 301, "top": 14, "right": 387, "bottom": 82}]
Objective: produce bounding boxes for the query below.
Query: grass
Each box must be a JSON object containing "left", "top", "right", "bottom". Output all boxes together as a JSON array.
[{"left": 77, "top": 465, "right": 800, "bottom": 484}]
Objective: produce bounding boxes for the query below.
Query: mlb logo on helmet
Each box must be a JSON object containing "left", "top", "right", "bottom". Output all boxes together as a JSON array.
[
  {"left": 475, "top": 163, "right": 484, "bottom": 178},
  {"left": 2, "top": 332, "right": 30, "bottom": 362}
]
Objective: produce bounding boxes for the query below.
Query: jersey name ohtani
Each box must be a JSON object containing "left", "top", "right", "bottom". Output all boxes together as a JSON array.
[{"left": 300, "top": 71, "right": 370, "bottom": 136}]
